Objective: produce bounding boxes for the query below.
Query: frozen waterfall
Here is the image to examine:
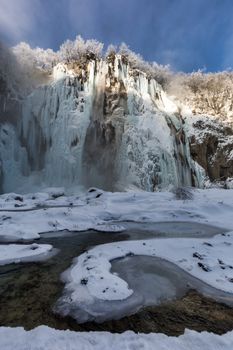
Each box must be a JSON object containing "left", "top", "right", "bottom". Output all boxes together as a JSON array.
[{"left": 0, "top": 56, "right": 204, "bottom": 193}]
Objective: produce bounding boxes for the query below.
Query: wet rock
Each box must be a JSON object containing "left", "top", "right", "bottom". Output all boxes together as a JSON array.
[
  {"left": 125, "top": 252, "right": 135, "bottom": 257},
  {"left": 1, "top": 215, "right": 11, "bottom": 221},
  {"left": 88, "top": 188, "right": 97, "bottom": 193},
  {"left": 80, "top": 278, "right": 88, "bottom": 285},
  {"left": 197, "top": 262, "right": 211, "bottom": 272},
  {"left": 193, "top": 252, "right": 204, "bottom": 260},
  {"left": 203, "top": 242, "right": 213, "bottom": 247},
  {"left": 14, "top": 196, "right": 23, "bottom": 202}
]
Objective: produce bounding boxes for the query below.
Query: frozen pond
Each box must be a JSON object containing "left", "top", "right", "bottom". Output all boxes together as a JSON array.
[
  {"left": 112, "top": 255, "right": 233, "bottom": 315},
  {"left": 0, "top": 221, "right": 231, "bottom": 327},
  {"left": 57, "top": 253, "right": 233, "bottom": 324}
]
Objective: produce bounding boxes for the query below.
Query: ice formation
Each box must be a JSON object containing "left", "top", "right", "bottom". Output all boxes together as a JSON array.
[{"left": 0, "top": 55, "right": 203, "bottom": 193}]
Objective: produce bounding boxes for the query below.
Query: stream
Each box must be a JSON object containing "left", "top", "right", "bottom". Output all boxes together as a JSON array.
[{"left": 0, "top": 221, "right": 233, "bottom": 334}]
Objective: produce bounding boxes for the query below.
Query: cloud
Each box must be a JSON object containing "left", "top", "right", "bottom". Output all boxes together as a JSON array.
[{"left": 0, "top": 0, "right": 42, "bottom": 43}]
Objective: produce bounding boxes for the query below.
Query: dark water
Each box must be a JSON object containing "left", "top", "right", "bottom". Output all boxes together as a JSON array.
[
  {"left": 0, "top": 222, "right": 231, "bottom": 329},
  {"left": 0, "top": 230, "right": 129, "bottom": 328},
  {"left": 118, "top": 221, "right": 225, "bottom": 238}
]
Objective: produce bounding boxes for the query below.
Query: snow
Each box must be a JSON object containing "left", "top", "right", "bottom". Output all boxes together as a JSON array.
[
  {"left": 0, "top": 243, "right": 54, "bottom": 265},
  {"left": 0, "top": 188, "right": 233, "bottom": 242},
  {"left": 53, "top": 63, "right": 74, "bottom": 80},
  {"left": 0, "top": 326, "right": 233, "bottom": 350},
  {"left": 226, "top": 178, "right": 233, "bottom": 189}
]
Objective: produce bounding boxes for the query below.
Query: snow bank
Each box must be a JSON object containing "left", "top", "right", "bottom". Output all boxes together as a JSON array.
[
  {"left": 0, "top": 243, "right": 54, "bottom": 265},
  {"left": 0, "top": 188, "right": 233, "bottom": 242},
  {"left": 0, "top": 326, "right": 233, "bottom": 350},
  {"left": 0, "top": 187, "right": 83, "bottom": 211}
]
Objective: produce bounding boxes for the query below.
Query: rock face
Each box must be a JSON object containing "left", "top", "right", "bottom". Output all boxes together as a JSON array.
[{"left": 187, "top": 117, "right": 233, "bottom": 183}]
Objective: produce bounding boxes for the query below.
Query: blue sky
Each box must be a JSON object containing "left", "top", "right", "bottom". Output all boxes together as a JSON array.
[{"left": 0, "top": 0, "right": 233, "bottom": 72}]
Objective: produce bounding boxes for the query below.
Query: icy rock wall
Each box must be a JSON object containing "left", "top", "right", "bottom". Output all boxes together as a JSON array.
[
  {"left": 83, "top": 55, "right": 201, "bottom": 191},
  {"left": 0, "top": 56, "right": 203, "bottom": 193},
  {"left": 115, "top": 60, "right": 196, "bottom": 190}
]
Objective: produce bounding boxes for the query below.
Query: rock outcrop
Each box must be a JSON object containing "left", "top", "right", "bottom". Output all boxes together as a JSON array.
[{"left": 184, "top": 116, "right": 233, "bottom": 184}]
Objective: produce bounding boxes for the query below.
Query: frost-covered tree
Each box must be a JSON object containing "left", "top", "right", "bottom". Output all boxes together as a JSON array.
[
  {"left": 167, "top": 69, "right": 233, "bottom": 122},
  {"left": 151, "top": 62, "right": 172, "bottom": 88},
  {"left": 5, "top": 35, "right": 233, "bottom": 124},
  {"left": 106, "top": 44, "right": 117, "bottom": 57},
  {"left": 10, "top": 42, "right": 56, "bottom": 93},
  {"left": 118, "top": 42, "right": 172, "bottom": 86},
  {"left": 85, "top": 38, "right": 104, "bottom": 58},
  {"left": 58, "top": 35, "right": 103, "bottom": 63},
  {"left": 58, "top": 39, "right": 76, "bottom": 62},
  {"left": 13, "top": 42, "right": 57, "bottom": 72},
  {"left": 119, "top": 42, "right": 143, "bottom": 67}
]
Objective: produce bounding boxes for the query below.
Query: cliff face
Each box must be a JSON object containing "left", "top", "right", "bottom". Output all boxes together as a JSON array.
[
  {"left": 81, "top": 56, "right": 200, "bottom": 191},
  {"left": 186, "top": 116, "right": 233, "bottom": 183},
  {"left": 0, "top": 54, "right": 232, "bottom": 193}
]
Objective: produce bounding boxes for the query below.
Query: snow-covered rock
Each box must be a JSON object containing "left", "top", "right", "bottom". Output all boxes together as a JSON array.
[{"left": 0, "top": 243, "right": 54, "bottom": 265}]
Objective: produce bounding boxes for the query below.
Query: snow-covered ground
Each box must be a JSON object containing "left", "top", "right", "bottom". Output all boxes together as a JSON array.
[
  {"left": 0, "top": 326, "right": 233, "bottom": 350},
  {"left": 0, "top": 187, "right": 233, "bottom": 242},
  {"left": 0, "top": 243, "right": 54, "bottom": 265},
  {"left": 0, "top": 187, "right": 83, "bottom": 211},
  {"left": 1, "top": 187, "right": 233, "bottom": 347}
]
